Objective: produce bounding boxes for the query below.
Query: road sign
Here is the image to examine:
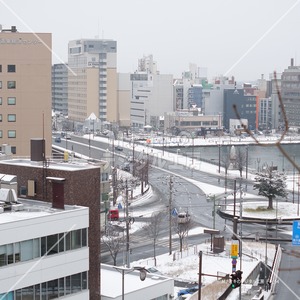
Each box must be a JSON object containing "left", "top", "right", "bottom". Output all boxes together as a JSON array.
[
  {"left": 292, "top": 220, "right": 300, "bottom": 246},
  {"left": 171, "top": 208, "right": 178, "bottom": 216}
]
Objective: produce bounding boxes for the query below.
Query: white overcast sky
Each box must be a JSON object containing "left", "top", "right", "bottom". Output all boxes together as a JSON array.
[{"left": 1, "top": 0, "right": 300, "bottom": 81}]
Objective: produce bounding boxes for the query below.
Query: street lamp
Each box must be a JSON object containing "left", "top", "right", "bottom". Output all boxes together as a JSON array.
[{"left": 114, "top": 266, "right": 147, "bottom": 300}]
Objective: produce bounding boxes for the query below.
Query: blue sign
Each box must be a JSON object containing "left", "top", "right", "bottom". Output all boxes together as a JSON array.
[
  {"left": 292, "top": 221, "right": 300, "bottom": 246},
  {"left": 171, "top": 208, "right": 178, "bottom": 216},
  {"left": 118, "top": 203, "right": 122, "bottom": 209}
]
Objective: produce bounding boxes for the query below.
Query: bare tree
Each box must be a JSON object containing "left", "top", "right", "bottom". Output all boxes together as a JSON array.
[
  {"left": 235, "top": 147, "right": 247, "bottom": 177},
  {"left": 101, "top": 226, "right": 125, "bottom": 266},
  {"left": 143, "top": 212, "right": 165, "bottom": 266},
  {"left": 173, "top": 217, "right": 194, "bottom": 253}
]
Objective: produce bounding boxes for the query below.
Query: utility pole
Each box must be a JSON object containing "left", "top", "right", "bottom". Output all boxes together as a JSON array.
[
  {"left": 125, "top": 180, "right": 130, "bottom": 268},
  {"left": 198, "top": 251, "right": 202, "bottom": 300},
  {"left": 169, "top": 175, "right": 173, "bottom": 255},
  {"left": 132, "top": 140, "right": 135, "bottom": 177}
]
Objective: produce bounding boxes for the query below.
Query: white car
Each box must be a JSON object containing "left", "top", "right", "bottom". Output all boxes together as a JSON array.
[{"left": 178, "top": 212, "right": 190, "bottom": 224}]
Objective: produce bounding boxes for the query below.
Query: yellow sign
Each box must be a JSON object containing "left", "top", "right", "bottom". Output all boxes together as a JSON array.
[{"left": 231, "top": 241, "right": 239, "bottom": 257}]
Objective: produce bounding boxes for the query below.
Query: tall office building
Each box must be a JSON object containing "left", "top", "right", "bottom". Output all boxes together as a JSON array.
[
  {"left": 281, "top": 58, "right": 300, "bottom": 129},
  {"left": 0, "top": 26, "right": 52, "bottom": 156},
  {"left": 52, "top": 63, "right": 68, "bottom": 116},
  {"left": 68, "top": 39, "right": 117, "bottom": 129},
  {"left": 130, "top": 55, "right": 173, "bottom": 130}
]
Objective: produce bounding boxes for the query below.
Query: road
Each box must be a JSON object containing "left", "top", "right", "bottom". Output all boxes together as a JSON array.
[{"left": 53, "top": 133, "right": 298, "bottom": 297}]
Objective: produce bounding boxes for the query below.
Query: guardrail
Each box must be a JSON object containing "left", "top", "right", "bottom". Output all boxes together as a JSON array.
[{"left": 268, "top": 244, "right": 282, "bottom": 294}]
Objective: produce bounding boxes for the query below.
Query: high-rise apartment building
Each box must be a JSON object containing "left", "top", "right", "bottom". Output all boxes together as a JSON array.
[
  {"left": 0, "top": 26, "right": 52, "bottom": 156},
  {"left": 52, "top": 63, "right": 68, "bottom": 116},
  {"left": 67, "top": 39, "right": 117, "bottom": 129},
  {"left": 281, "top": 58, "right": 300, "bottom": 129}
]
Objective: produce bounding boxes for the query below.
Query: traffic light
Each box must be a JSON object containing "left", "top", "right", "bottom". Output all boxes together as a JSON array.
[{"left": 230, "top": 270, "right": 242, "bottom": 288}]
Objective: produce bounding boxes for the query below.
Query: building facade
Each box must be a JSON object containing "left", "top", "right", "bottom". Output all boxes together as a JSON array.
[
  {"left": 68, "top": 39, "right": 118, "bottom": 128},
  {"left": 52, "top": 63, "right": 68, "bottom": 116},
  {"left": 130, "top": 55, "right": 173, "bottom": 130},
  {"left": 223, "top": 88, "right": 257, "bottom": 132},
  {"left": 281, "top": 58, "right": 300, "bottom": 129},
  {"left": 0, "top": 198, "right": 89, "bottom": 299},
  {"left": 0, "top": 155, "right": 101, "bottom": 299},
  {"left": 0, "top": 26, "right": 52, "bottom": 156}
]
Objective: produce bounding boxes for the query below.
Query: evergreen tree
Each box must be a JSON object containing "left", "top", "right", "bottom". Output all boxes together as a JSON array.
[{"left": 253, "top": 166, "right": 288, "bottom": 209}]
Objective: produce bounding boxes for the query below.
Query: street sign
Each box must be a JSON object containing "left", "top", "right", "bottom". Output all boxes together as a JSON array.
[
  {"left": 292, "top": 220, "right": 300, "bottom": 246},
  {"left": 231, "top": 240, "right": 239, "bottom": 258},
  {"left": 171, "top": 208, "right": 178, "bottom": 216}
]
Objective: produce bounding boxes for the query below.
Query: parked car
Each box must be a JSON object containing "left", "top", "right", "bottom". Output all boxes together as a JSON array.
[
  {"left": 177, "top": 285, "right": 199, "bottom": 297},
  {"left": 121, "top": 162, "right": 130, "bottom": 172},
  {"left": 115, "top": 146, "right": 123, "bottom": 151},
  {"left": 177, "top": 212, "right": 191, "bottom": 224},
  {"left": 55, "top": 136, "right": 61, "bottom": 143},
  {"left": 108, "top": 209, "right": 119, "bottom": 221}
]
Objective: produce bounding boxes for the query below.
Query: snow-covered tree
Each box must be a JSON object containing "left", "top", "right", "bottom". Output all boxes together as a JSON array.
[{"left": 253, "top": 166, "right": 288, "bottom": 209}]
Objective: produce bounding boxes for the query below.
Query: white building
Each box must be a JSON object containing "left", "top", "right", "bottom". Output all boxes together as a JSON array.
[
  {"left": 101, "top": 264, "right": 174, "bottom": 299},
  {"left": 0, "top": 196, "right": 89, "bottom": 299},
  {"left": 130, "top": 55, "right": 174, "bottom": 130}
]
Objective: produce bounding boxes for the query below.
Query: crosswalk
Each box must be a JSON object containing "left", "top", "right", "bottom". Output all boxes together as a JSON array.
[{"left": 101, "top": 233, "right": 182, "bottom": 254}]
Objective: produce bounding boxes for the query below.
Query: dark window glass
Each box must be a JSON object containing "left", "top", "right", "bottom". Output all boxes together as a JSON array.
[
  {"left": 48, "top": 279, "right": 58, "bottom": 299},
  {"left": 59, "top": 233, "right": 64, "bottom": 252},
  {"left": 41, "top": 237, "right": 46, "bottom": 256},
  {"left": 66, "top": 276, "right": 71, "bottom": 295},
  {"left": 59, "top": 278, "right": 65, "bottom": 297},
  {"left": 22, "top": 286, "right": 34, "bottom": 300},
  {"left": 82, "top": 228, "right": 87, "bottom": 247},
  {"left": 7, "top": 65, "right": 16, "bottom": 72},
  {"left": 66, "top": 232, "right": 71, "bottom": 251},
  {"left": 82, "top": 271, "right": 88, "bottom": 289},
  {"left": 47, "top": 234, "right": 58, "bottom": 255},
  {"left": 34, "top": 284, "right": 40, "bottom": 300},
  {"left": 71, "top": 273, "right": 81, "bottom": 293}
]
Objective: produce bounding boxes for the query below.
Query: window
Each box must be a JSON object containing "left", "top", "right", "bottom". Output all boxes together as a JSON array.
[
  {"left": 0, "top": 131, "right": 2, "bottom": 138},
  {"left": 7, "top": 65, "right": 16, "bottom": 72},
  {"left": 0, "top": 115, "right": 2, "bottom": 122},
  {"left": 7, "top": 114, "right": 16, "bottom": 122},
  {"left": 8, "top": 130, "right": 16, "bottom": 138},
  {"left": 0, "top": 81, "right": 2, "bottom": 89},
  {"left": 7, "top": 97, "right": 16, "bottom": 105},
  {"left": 0, "top": 65, "right": 2, "bottom": 72},
  {"left": 0, "top": 97, "right": 2, "bottom": 104},
  {"left": 7, "top": 81, "right": 16, "bottom": 89}
]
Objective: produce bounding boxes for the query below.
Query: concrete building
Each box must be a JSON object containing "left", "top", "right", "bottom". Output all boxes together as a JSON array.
[
  {"left": 130, "top": 55, "right": 174, "bottom": 130},
  {"left": 223, "top": 87, "right": 257, "bottom": 132},
  {"left": 164, "top": 110, "right": 222, "bottom": 135},
  {"left": 68, "top": 39, "right": 117, "bottom": 129},
  {"left": 0, "top": 26, "right": 52, "bottom": 157},
  {"left": 52, "top": 63, "right": 69, "bottom": 116},
  {"left": 0, "top": 197, "right": 89, "bottom": 299},
  {"left": 281, "top": 58, "right": 300, "bottom": 130},
  {"left": 0, "top": 150, "right": 101, "bottom": 299}
]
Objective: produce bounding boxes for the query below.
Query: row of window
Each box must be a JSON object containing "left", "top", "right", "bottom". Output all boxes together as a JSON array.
[
  {"left": 0, "top": 81, "right": 16, "bottom": 89},
  {"left": 0, "top": 114, "right": 16, "bottom": 122},
  {"left": 0, "top": 97, "right": 16, "bottom": 105},
  {"left": 0, "top": 64, "right": 16, "bottom": 73},
  {"left": 0, "top": 130, "right": 16, "bottom": 138},
  {"left": 0, "top": 271, "right": 87, "bottom": 300},
  {"left": 0, "top": 228, "right": 87, "bottom": 267}
]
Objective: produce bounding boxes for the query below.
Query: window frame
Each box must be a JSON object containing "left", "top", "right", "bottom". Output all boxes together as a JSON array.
[
  {"left": 7, "top": 97, "right": 16, "bottom": 105},
  {"left": 7, "top": 81, "right": 16, "bottom": 89},
  {"left": 7, "top": 114, "right": 16, "bottom": 122},
  {"left": 8, "top": 130, "right": 16, "bottom": 138}
]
